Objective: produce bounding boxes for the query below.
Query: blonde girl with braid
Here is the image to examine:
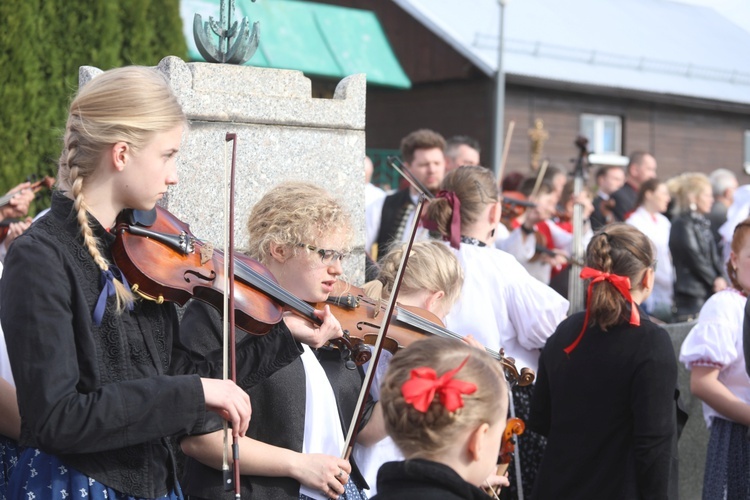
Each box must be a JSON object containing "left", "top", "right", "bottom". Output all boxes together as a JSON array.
[
  {"left": 371, "top": 337, "right": 509, "bottom": 499},
  {"left": 0, "top": 65, "right": 302, "bottom": 500},
  {"left": 529, "top": 223, "right": 678, "bottom": 499},
  {"left": 354, "top": 241, "right": 466, "bottom": 495}
]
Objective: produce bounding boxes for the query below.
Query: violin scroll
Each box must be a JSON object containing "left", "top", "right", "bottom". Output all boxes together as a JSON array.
[
  {"left": 499, "top": 417, "right": 526, "bottom": 465},
  {"left": 498, "top": 352, "right": 535, "bottom": 387}
]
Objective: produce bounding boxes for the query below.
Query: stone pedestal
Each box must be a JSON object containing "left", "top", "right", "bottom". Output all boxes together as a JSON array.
[{"left": 80, "top": 56, "right": 366, "bottom": 283}]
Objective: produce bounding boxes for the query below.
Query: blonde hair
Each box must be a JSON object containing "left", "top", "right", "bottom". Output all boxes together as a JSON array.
[
  {"left": 425, "top": 166, "right": 498, "bottom": 239},
  {"left": 374, "top": 241, "right": 463, "bottom": 311},
  {"left": 670, "top": 173, "right": 711, "bottom": 214},
  {"left": 585, "top": 223, "right": 654, "bottom": 330},
  {"left": 58, "top": 65, "right": 186, "bottom": 312},
  {"left": 380, "top": 337, "right": 507, "bottom": 459},
  {"left": 246, "top": 182, "right": 353, "bottom": 264}
]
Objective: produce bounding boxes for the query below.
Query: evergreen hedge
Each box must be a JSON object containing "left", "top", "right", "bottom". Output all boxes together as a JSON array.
[{"left": 0, "top": 0, "right": 187, "bottom": 210}]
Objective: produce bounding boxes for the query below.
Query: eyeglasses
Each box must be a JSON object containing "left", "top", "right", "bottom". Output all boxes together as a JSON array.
[{"left": 299, "top": 243, "right": 350, "bottom": 264}]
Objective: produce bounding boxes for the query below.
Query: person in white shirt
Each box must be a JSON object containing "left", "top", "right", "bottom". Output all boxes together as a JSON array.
[
  {"left": 626, "top": 178, "right": 674, "bottom": 322},
  {"left": 364, "top": 156, "right": 386, "bottom": 209},
  {"left": 423, "top": 166, "right": 569, "bottom": 499},
  {"left": 680, "top": 217, "right": 750, "bottom": 498}
]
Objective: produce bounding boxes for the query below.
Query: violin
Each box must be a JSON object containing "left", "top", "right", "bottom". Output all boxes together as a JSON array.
[
  {"left": 324, "top": 283, "right": 535, "bottom": 387},
  {"left": 111, "top": 205, "right": 370, "bottom": 366},
  {"left": 498, "top": 418, "right": 525, "bottom": 472},
  {"left": 500, "top": 191, "right": 536, "bottom": 231},
  {"left": 0, "top": 176, "right": 55, "bottom": 242}
]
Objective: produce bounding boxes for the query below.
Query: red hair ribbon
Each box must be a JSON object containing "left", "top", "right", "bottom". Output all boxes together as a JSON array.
[
  {"left": 563, "top": 267, "right": 640, "bottom": 354},
  {"left": 401, "top": 356, "right": 477, "bottom": 413},
  {"left": 423, "top": 190, "right": 462, "bottom": 249}
]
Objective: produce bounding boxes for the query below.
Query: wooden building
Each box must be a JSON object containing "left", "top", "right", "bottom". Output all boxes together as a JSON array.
[{"left": 313, "top": 0, "right": 750, "bottom": 183}]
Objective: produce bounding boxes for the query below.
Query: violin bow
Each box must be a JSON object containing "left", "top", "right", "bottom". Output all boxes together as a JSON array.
[
  {"left": 530, "top": 159, "right": 550, "bottom": 201},
  {"left": 386, "top": 156, "right": 435, "bottom": 199},
  {"left": 222, "top": 133, "right": 241, "bottom": 499},
  {"left": 341, "top": 165, "right": 429, "bottom": 460},
  {"left": 496, "top": 120, "right": 515, "bottom": 189}
]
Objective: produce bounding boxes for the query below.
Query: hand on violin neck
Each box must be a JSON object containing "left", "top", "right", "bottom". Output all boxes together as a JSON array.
[
  {"left": 1, "top": 182, "right": 34, "bottom": 220},
  {"left": 283, "top": 305, "right": 343, "bottom": 348}
]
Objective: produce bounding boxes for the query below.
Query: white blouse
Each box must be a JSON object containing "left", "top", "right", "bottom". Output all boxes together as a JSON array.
[
  {"left": 626, "top": 207, "right": 674, "bottom": 313},
  {"left": 444, "top": 242, "right": 569, "bottom": 375},
  {"left": 679, "top": 289, "right": 750, "bottom": 427}
]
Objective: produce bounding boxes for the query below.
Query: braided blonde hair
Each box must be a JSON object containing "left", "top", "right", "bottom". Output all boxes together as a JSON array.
[
  {"left": 58, "top": 66, "right": 186, "bottom": 311},
  {"left": 245, "top": 182, "right": 353, "bottom": 265},
  {"left": 375, "top": 240, "right": 463, "bottom": 311},
  {"left": 380, "top": 337, "right": 507, "bottom": 459}
]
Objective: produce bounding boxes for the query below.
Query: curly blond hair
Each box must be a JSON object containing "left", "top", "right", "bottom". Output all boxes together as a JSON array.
[
  {"left": 245, "top": 182, "right": 353, "bottom": 264},
  {"left": 380, "top": 337, "right": 507, "bottom": 459},
  {"left": 58, "top": 65, "right": 186, "bottom": 311}
]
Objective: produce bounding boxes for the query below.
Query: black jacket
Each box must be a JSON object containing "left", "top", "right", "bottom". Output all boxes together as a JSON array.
[
  {"left": 669, "top": 211, "right": 723, "bottom": 300},
  {"left": 0, "top": 192, "right": 300, "bottom": 497},
  {"left": 529, "top": 310, "right": 679, "bottom": 500},
  {"left": 372, "top": 459, "right": 489, "bottom": 500},
  {"left": 180, "top": 300, "right": 370, "bottom": 500}
]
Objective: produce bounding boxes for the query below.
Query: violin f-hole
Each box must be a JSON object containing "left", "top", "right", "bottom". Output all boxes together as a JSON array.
[{"left": 184, "top": 268, "right": 217, "bottom": 284}]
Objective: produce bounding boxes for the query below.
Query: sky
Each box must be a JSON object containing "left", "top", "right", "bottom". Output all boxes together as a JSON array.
[{"left": 670, "top": 0, "right": 750, "bottom": 34}]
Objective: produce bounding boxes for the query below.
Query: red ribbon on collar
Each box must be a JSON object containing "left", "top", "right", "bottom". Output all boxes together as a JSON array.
[
  {"left": 563, "top": 267, "right": 640, "bottom": 354},
  {"left": 401, "top": 356, "right": 477, "bottom": 413}
]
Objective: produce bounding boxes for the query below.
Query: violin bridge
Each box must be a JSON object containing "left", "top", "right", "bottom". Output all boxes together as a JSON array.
[{"left": 200, "top": 242, "right": 214, "bottom": 265}]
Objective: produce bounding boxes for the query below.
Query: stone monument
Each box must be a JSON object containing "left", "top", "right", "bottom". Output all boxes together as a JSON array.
[{"left": 79, "top": 56, "right": 367, "bottom": 284}]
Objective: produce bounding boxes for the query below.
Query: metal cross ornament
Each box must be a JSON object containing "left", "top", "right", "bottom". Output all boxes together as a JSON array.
[{"left": 193, "top": 0, "right": 260, "bottom": 64}]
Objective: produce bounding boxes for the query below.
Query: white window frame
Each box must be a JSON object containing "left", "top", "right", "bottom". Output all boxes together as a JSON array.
[
  {"left": 580, "top": 114, "right": 622, "bottom": 155},
  {"left": 744, "top": 130, "right": 750, "bottom": 175}
]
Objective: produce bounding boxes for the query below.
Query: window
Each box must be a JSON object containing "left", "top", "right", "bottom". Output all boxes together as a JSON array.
[
  {"left": 745, "top": 130, "right": 750, "bottom": 175},
  {"left": 580, "top": 114, "right": 622, "bottom": 155}
]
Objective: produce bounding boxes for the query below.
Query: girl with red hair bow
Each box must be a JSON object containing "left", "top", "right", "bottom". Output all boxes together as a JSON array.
[
  {"left": 372, "top": 337, "right": 509, "bottom": 499},
  {"left": 529, "top": 223, "right": 679, "bottom": 499}
]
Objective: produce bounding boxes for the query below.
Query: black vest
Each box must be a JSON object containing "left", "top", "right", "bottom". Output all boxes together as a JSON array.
[{"left": 375, "top": 188, "right": 414, "bottom": 260}]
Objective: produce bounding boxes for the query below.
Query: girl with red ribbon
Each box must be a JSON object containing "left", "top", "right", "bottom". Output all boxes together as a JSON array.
[
  {"left": 372, "top": 337, "right": 509, "bottom": 499},
  {"left": 528, "top": 223, "right": 679, "bottom": 499},
  {"left": 354, "top": 240, "right": 466, "bottom": 496}
]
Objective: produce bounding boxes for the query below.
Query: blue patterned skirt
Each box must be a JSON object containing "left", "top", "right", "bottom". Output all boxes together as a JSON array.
[
  {"left": 702, "top": 417, "right": 750, "bottom": 500},
  {"left": 0, "top": 435, "right": 19, "bottom": 500},
  {"left": 8, "top": 448, "right": 182, "bottom": 500},
  {"left": 299, "top": 479, "right": 367, "bottom": 500}
]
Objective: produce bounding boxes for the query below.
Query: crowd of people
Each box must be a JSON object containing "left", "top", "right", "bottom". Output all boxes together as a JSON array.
[{"left": 0, "top": 63, "right": 746, "bottom": 500}]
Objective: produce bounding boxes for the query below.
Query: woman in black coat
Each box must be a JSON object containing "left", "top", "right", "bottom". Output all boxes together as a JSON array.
[{"left": 669, "top": 173, "right": 727, "bottom": 322}]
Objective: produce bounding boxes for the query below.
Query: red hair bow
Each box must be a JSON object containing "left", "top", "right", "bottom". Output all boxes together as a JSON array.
[
  {"left": 563, "top": 267, "right": 640, "bottom": 354},
  {"left": 401, "top": 357, "right": 477, "bottom": 413}
]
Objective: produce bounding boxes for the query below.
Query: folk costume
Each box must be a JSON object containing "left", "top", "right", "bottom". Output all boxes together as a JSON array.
[
  {"left": 680, "top": 289, "right": 750, "bottom": 499},
  {"left": 0, "top": 193, "right": 300, "bottom": 499},
  {"left": 443, "top": 240, "right": 568, "bottom": 498},
  {"left": 180, "top": 301, "right": 370, "bottom": 500}
]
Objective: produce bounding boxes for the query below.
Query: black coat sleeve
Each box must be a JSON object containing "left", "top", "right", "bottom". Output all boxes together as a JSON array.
[
  {"left": 175, "top": 299, "right": 302, "bottom": 389},
  {"left": 630, "top": 327, "right": 678, "bottom": 500}
]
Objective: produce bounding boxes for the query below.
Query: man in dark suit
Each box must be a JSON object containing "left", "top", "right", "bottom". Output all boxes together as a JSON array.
[
  {"left": 365, "top": 129, "right": 445, "bottom": 260},
  {"left": 610, "top": 152, "right": 658, "bottom": 222},
  {"left": 590, "top": 165, "right": 625, "bottom": 230}
]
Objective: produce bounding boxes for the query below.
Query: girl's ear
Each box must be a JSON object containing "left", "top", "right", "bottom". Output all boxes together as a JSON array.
[
  {"left": 488, "top": 201, "right": 502, "bottom": 226},
  {"left": 424, "top": 290, "right": 445, "bottom": 313},
  {"left": 111, "top": 142, "right": 129, "bottom": 172},
  {"left": 269, "top": 242, "right": 289, "bottom": 264},
  {"left": 466, "top": 422, "right": 490, "bottom": 462}
]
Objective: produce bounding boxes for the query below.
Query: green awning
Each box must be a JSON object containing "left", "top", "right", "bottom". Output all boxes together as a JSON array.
[{"left": 183, "top": 0, "right": 411, "bottom": 89}]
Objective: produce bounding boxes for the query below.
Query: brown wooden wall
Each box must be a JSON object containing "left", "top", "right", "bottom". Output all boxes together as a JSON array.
[{"left": 311, "top": 0, "right": 750, "bottom": 183}]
